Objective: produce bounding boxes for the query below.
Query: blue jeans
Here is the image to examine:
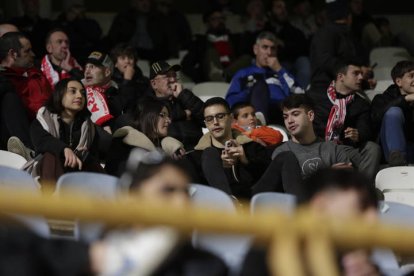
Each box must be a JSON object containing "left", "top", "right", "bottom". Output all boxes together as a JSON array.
[
  {"left": 282, "top": 56, "right": 311, "bottom": 90},
  {"left": 380, "top": 107, "right": 414, "bottom": 162}
]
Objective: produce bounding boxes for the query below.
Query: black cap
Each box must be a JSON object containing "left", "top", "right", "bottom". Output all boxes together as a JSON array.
[
  {"left": 150, "top": 60, "right": 181, "bottom": 79},
  {"left": 86, "top": 51, "right": 114, "bottom": 72}
]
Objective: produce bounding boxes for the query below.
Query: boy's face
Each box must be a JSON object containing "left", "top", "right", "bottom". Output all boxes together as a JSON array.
[
  {"left": 396, "top": 70, "right": 414, "bottom": 95},
  {"left": 234, "top": 106, "right": 257, "bottom": 129}
]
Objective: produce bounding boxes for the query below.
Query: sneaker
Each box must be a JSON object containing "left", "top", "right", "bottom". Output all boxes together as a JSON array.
[
  {"left": 7, "top": 136, "right": 33, "bottom": 161},
  {"left": 388, "top": 151, "right": 407, "bottom": 167}
]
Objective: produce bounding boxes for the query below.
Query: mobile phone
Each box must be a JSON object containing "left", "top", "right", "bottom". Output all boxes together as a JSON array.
[{"left": 225, "top": 140, "right": 233, "bottom": 149}]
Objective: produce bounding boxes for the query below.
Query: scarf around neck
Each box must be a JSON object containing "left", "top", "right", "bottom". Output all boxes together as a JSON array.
[
  {"left": 41, "top": 55, "right": 82, "bottom": 88},
  {"left": 85, "top": 82, "right": 114, "bottom": 126}
]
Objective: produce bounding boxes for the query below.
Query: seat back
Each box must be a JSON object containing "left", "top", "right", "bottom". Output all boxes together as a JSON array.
[
  {"left": 375, "top": 167, "right": 414, "bottom": 191},
  {"left": 190, "top": 184, "right": 250, "bottom": 275},
  {"left": 251, "top": 192, "right": 296, "bottom": 214},
  {"left": 0, "top": 150, "right": 27, "bottom": 169},
  {"left": 370, "top": 47, "right": 412, "bottom": 68},
  {"left": 192, "top": 82, "right": 230, "bottom": 102}
]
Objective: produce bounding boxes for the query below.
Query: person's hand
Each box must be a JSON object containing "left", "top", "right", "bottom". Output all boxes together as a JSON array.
[
  {"left": 184, "top": 109, "right": 191, "bottom": 120},
  {"left": 331, "top": 162, "right": 353, "bottom": 169},
  {"left": 344, "top": 127, "right": 359, "bottom": 143},
  {"left": 60, "top": 49, "right": 73, "bottom": 71},
  {"left": 123, "top": 64, "right": 135, "bottom": 80},
  {"left": 405, "top": 93, "right": 414, "bottom": 103},
  {"left": 171, "top": 148, "right": 185, "bottom": 160},
  {"left": 361, "top": 66, "right": 377, "bottom": 90},
  {"left": 266, "top": 56, "right": 282, "bottom": 71},
  {"left": 171, "top": 82, "right": 183, "bottom": 98},
  {"left": 64, "top": 148, "right": 82, "bottom": 170},
  {"left": 221, "top": 148, "right": 236, "bottom": 168},
  {"left": 342, "top": 250, "right": 379, "bottom": 276},
  {"left": 226, "top": 139, "right": 249, "bottom": 165}
]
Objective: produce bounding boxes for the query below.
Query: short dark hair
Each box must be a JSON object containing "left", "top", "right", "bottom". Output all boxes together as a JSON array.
[
  {"left": 0, "top": 31, "right": 26, "bottom": 60},
  {"left": 300, "top": 168, "right": 378, "bottom": 210},
  {"left": 45, "top": 77, "right": 90, "bottom": 117},
  {"left": 203, "top": 97, "right": 230, "bottom": 114},
  {"left": 110, "top": 43, "right": 138, "bottom": 63},
  {"left": 391, "top": 60, "right": 414, "bottom": 83},
  {"left": 281, "top": 94, "right": 314, "bottom": 112},
  {"left": 45, "top": 28, "right": 67, "bottom": 45},
  {"left": 132, "top": 97, "right": 169, "bottom": 143},
  {"left": 334, "top": 59, "right": 364, "bottom": 77},
  {"left": 231, "top": 102, "right": 255, "bottom": 119}
]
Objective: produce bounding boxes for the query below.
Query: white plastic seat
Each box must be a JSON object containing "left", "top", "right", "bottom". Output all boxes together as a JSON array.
[
  {"left": 370, "top": 47, "right": 412, "bottom": 68},
  {"left": 375, "top": 166, "right": 414, "bottom": 192},
  {"left": 190, "top": 184, "right": 251, "bottom": 275},
  {"left": 250, "top": 192, "right": 297, "bottom": 214},
  {"left": 0, "top": 150, "right": 27, "bottom": 169},
  {"left": 192, "top": 82, "right": 230, "bottom": 102}
]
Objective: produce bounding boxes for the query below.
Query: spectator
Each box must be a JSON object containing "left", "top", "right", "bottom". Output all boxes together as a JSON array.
[
  {"left": 83, "top": 51, "right": 135, "bottom": 133},
  {"left": 312, "top": 61, "right": 381, "bottom": 182},
  {"left": 105, "top": 98, "right": 185, "bottom": 177},
  {"left": 272, "top": 94, "right": 352, "bottom": 179},
  {"left": 265, "top": 0, "right": 311, "bottom": 89},
  {"left": 181, "top": 9, "right": 250, "bottom": 82},
  {"left": 30, "top": 78, "right": 106, "bottom": 188},
  {"left": 110, "top": 43, "right": 149, "bottom": 112},
  {"left": 54, "top": 3, "right": 103, "bottom": 65},
  {"left": 226, "top": 31, "right": 296, "bottom": 125},
  {"left": 231, "top": 102, "right": 283, "bottom": 147},
  {"left": 9, "top": 0, "right": 52, "bottom": 58},
  {"left": 0, "top": 23, "right": 19, "bottom": 37},
  {"left": 147, "top": 60, "right": 204, "bottom": 150},
  {"left": 105, "top": 0, "right": 176, "bottom": 61},
  {"left": 242, "top": 168, "right": 379, "bottom": 276},
  {"left": 289, "top": 0, "right": 319, "bottom": 40},
  {"left": 41, "top": 29, "right": 83, "bottom": 89},
  {"left": 189, "top": 97, "right": 304, "bottom": 200},
  {"left": 371, "top": 60, "right": 414, "bottom": 166}
]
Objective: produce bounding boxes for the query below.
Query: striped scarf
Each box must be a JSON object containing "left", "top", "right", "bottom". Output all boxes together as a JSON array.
[
  {"left": 41, "top": 55, "right": 82, "bottom": 89},
  {"left": 325, "top": 81, "right": 354, "bottom": 144}
]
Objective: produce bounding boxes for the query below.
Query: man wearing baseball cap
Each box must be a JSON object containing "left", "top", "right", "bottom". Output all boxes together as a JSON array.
[
  {"left": 84, "top": 51, "right": 136, "bottom": 133},
  {"left": 147, "top": 60, "right": 204, "bottom": 150}
]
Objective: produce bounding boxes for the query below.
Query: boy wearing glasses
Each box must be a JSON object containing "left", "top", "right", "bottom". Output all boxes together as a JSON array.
[
  {"left": 190, "top": 97, "right": 304, "bottom": 200},
  {"left": 148, "top": 60, "right": 205, "bottom": 150}
]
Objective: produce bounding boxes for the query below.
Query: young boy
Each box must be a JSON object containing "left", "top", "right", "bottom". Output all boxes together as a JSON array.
[
  {"left": 231, "top": 102, "right": 283, "bottom": 147},
  {"left": 371, "top": 60, "right": 414, "bottom": 165}
]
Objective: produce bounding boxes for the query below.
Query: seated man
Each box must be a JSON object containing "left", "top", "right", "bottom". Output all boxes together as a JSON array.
[
  {"left": 226, "top": 31, "right": 297, "bottom": 125},
  {"left": 312, "top": 61, "right": 381, "bottom": 182},
  {"left": 371, "top": 60, "right": 414, "bottom": 166},
  {"left": 231, "top": 102, "right": 283, "bottom": 147},
  {"left": 41, "top": 28, "right": 83, "bottom": 88},
  {"left": 190, "top": 97, "right": 304, "bottom": 200},
  {"left": 242, "top": 168, "right": 380, "bottom": 276},
  {"left": 147, "top": 60, "right": 204, "bottom": 150},
  {"left": 84, "top": 51, "right": 135, "bottom": 133},
  {"left": 272, "top": 94, "right": 352, "bottom": 179}
]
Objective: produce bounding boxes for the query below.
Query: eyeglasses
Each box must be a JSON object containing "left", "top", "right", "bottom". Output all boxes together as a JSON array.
[{"left": 204, "top": 112, "right": 229, "bottom": 124}]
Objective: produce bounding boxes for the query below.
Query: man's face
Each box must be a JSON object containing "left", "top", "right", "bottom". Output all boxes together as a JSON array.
[
  {"left": 396, "top": 70, "right": 414, "bottom": 95},
  {"left": 84, "top": 63, "right": 110, "bottom": 86},
  {"left": 14, "top": 37, "right": 35, "bottom": 68},
  {"left": 337, "top": 65, "right": 363, "bottom": 94},
  {"left": 207, "top": 11, "right": 226, "bottom": 32},
  {"left": 283, "top": 106, "right": 314, "bottom": 139},
  {"left": 254, "top": 38, "right": 277, "bottom": 68},
  {"left": 234, "top": 106, "right": 257, "bottom": 129},
  {"left": 204, "top": 104, "right": 232, "bottom": 143},
  {"left": 46, "top": 31, "right": 70, "bottom": 62},
  {"left": 150, "top": 70, "right": 177, "bottom": 98},
  {"left": 271, "top": 0, "right": 288, "bottom": 22}
]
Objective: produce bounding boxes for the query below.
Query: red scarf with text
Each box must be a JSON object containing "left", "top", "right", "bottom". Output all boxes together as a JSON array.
[
  {"left": 86, "top": 83, "right": 113, "bottom": 126},
  {"left": 41, "top": 55, "right": 82, "bottom": 89},
  {"left": 325, "top": 81, "right": 354, "bottom": 144}
]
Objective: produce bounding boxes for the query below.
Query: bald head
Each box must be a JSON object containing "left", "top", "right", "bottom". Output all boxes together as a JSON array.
[{"left": 0, "top": 24, "right": 18, "bottom": 37}]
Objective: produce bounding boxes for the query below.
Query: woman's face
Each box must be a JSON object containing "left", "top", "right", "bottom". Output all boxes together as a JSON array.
[
  {"left": 134, "top": 164, "right": 190, "bottom": 208},
  {"left": 156, "top": 106, "right": 171, "bottom": 137},
  {"left": 61, "top": 80, "right": 85, "bottom": 114}
]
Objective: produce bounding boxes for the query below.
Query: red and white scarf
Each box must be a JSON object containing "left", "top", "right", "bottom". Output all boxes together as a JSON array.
[
  {"left": 41, "top": 55, "right": 82, "bottom": 89},
  {"left": 325, "top": 81, "right": 354, "bottom": 144},
  {"left": 207, "top": 34, "right": 232, "bottom": 67},
  {"left": 86, "top": 83, "right": 114, "bottom": 126}
]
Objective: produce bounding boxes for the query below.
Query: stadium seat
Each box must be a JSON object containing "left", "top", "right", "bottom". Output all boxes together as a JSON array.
[
  {"left": 190, "top": 184, "right": 251, "bottom": 275},
  {"left": 55, "top": 172, "right": 120, "bottom": 242},
  {"left": 376, "top": 166, "right": 414, "bottom": 192},
  {"left": 370, "top": 47, "right": 412, "bottom": 69},
  {"left": 0, "top": 150, "right": 27, "bottom": 169},
  {"left": 137, "top": 59, "right": 150, "bottom": 78},
  {"left": 0, "top": 166, "right": 49, "bottom": 238},
  {"left": 192, "top": 82, "right": 230, "bottom": 102},
  {"left": 250, "top": 192, "right": 297, "bottom": 214}
]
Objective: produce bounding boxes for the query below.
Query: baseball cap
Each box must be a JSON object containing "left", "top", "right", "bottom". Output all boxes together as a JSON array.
[
  {"left": 150, "top": 60, "right": 181, "bottom": 79},
  {"left": 86, "top": 51, "right": 114, "bottom": 72}
]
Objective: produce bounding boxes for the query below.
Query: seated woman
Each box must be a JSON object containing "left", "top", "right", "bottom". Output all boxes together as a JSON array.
[
  {"left": 105, "top": 98, "right": 185, "bottom": 177},
  {"left": 30, "top": 78, "right": 106, "bottom": 189}
]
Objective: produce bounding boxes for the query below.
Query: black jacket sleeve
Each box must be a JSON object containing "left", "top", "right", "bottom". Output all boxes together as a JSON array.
[
  {"left": 30, "top": 119, "right": 67, "bottom": 157},
  {"left": 176, "top": 89, "right": 205, "bottom": 124}
]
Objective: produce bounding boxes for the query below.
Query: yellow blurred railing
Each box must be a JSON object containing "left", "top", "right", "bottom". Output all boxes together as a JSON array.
[{"left": 1, "top": 187, "right": 414, "bottom": 276}]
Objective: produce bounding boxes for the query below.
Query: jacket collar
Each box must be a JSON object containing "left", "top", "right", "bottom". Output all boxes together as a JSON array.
[{"left": 194, "top": 129, "right": 253, "bottom": 150}]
